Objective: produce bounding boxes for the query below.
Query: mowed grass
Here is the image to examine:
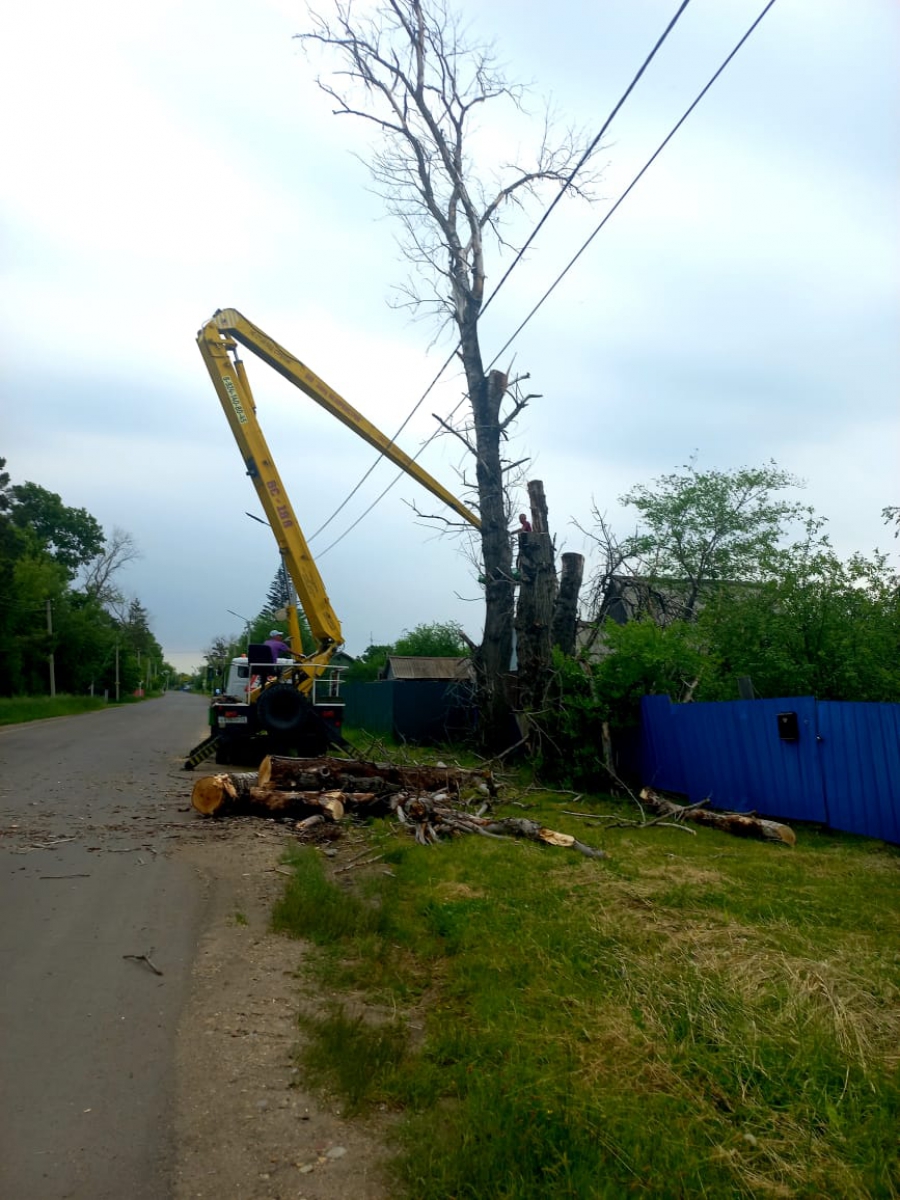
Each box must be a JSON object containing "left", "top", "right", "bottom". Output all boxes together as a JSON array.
[{"left": 272, "top": 790, "right": 900, "bottom": 1198}]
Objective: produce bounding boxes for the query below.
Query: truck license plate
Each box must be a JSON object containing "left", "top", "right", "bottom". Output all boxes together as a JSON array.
[{"left": 218, "top": 715, "right": 248, "bottom": 725}]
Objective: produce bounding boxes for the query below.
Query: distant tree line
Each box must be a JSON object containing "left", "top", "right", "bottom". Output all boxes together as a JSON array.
[{"left": 0, "top": 457, "right": 173, "bottom": 697}]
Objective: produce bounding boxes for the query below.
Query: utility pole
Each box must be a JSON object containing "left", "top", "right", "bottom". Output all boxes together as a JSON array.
[
  {"left": 115, "top": 641, "right": 120, "bottom": 701},
  {"left": 46, "top": 598, "right": 56, "bottom": 698}
]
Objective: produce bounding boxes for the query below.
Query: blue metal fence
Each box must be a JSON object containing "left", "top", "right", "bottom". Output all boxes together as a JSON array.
[{"left": 641, "top": 695, "right": 900, "bottom": 843}]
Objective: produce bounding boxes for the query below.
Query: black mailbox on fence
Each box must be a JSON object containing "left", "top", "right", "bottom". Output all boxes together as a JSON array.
[{"left": 777, "top": 711, "right": 800, "bottom": 741}]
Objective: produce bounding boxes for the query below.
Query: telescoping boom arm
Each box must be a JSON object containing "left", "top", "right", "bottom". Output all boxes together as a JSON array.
[{"left": 197, "top": 308, "right": 480, "bottom": 664}]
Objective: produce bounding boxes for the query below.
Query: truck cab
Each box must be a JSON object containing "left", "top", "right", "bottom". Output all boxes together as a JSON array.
[
  {"left": 210, "top": 647, "right": 346, "bottom": 765},
  {"left": 223, "top": 653, "right": 296, "bottom": 701}
]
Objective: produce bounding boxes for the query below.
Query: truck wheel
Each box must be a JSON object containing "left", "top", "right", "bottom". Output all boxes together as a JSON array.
[{"left": 256, "top": 683, "right": 312, "bottom": 737}]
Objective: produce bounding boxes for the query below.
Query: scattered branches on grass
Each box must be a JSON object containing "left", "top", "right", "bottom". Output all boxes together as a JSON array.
[{"left": 192, "top": 755, "right": 606, "bottom": 860}]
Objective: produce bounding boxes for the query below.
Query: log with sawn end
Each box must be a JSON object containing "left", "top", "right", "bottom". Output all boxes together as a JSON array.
[
  {"left": 192, "top": 772, "right": 357, "bottom": 819},
  {"left": 191, "top": 772, "right": 256, "bottom": 816},
  {"left": 639, "top": 787, "right": 796, "bottom": 846}
]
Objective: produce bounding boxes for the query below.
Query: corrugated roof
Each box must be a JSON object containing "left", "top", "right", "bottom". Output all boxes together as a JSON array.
[{"left": 384, "top": 656, "right": 473, "bottom": 681}]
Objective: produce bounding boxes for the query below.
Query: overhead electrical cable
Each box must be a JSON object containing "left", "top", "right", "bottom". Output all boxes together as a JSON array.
[
  {"left": 479, "top": 0, "right": 693, "bottom": 319},
  {"left": 490, "top": 0, "right": 780, "bottom": 367},
  {"left": 308, "top": 0, "right": 694, "bottom": 545},
  {"left": 316, "top": 0, "right": 780, "bottom": 558}
]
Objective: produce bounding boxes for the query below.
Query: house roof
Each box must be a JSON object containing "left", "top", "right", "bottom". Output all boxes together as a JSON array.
[{"left": 384, "top": 656, "right": 473, "bottom": 681}]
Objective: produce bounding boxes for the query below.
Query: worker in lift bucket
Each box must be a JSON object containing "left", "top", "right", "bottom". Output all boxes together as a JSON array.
[{"left": 264, "top": 629, "right": 293, "bottom": 658}]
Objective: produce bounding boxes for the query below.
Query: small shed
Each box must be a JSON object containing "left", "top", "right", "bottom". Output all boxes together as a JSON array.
[
  {"left": 344, "top": 657, "right": 476, "bottom": 743},
  {"left": 382, "top": 656, "right": 473, "bottom": 682}
]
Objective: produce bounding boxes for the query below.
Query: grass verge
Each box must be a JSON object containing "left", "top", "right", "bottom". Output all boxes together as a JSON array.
[
  {"left": 0, "top": 694, "right": 111, "bottom": 725},
  {"left": 273, "top": 787, "right": 900, "bottom": 1198}
]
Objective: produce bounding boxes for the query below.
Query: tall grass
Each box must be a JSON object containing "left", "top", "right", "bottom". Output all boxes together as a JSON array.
[{"left": 274, "top": 795, "right": 900, "bottom": 1198}]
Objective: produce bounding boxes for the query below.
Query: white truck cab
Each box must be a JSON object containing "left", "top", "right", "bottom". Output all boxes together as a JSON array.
[{"left": 224, "top": 654, "right": 295, "bottom": 701}]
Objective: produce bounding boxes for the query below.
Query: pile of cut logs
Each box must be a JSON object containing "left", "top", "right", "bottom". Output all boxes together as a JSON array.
[
  {"left": 191, "top": 755, "right": 607, "bottom": 859},
  {"left": 190, "top": 757, "right": 795, "bottom": 857}
]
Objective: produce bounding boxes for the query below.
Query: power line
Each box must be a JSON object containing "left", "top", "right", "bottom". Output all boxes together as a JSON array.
[
  {"left": 309, "top": 0, "right": 693, "bottom": 546},
  {"left": 480, "top": 0, "right": 693, "bottom": 319},
  {"left": 490, "top": 0, "right": 781, "bottom": 367},
  {"left": 306, "top": 346, "right": 460, "bottom": 542},
  {"left": 316, "top": 0, "right": 781, "bottom": 557}
]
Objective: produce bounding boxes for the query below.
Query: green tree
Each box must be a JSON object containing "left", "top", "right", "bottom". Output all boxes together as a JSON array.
[
  {"left": 586, "top": 460, "right": 810, "bottom": 624},
  {"left": 541, "top": 462, "right": 900, "bottom": 784},
  {"left": 0, "top": 463, "right": 30, "bottom": 692},
  {"left": 9, "top": 481, "right": 105, "bottom": 574},
  {"left": 537, "top": 622, "right": 708, "bottom": 786},
  {"left": 253, "top": 573, "right": 315, "bottom": 653},
  {"left": 4, "top": 554, "right": 68, "bottom": 695},
  {"left": 0, "top": 457, "right": 11, "bottom": 512},
  {"left": 53, "top": 593, "right": 121, "bottom": 694},
  {"left": 345, "top": 643, "right": 393, "bottom": 683},
  {"left": 393, "top": 621, "right": 468, "bottom": 658},
  {"left": 264, "top": 566, "right": 290, "bottom": 617},
  {"left": 0, "top": 460, "right": 154, "bottom": 697},
  {"left": 700, "top": 535, "right": 900, "bottom": 702},
  {"left": 346, "top": 622, "right": 469, "bottom": 682}
]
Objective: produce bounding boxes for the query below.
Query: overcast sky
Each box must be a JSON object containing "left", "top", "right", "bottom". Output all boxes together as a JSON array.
[{"left": 2, "top": 0, "right": 897, "bottom": 674}]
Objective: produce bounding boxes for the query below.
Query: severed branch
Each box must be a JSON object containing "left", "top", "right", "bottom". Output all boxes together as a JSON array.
[{"left": 640, "top": 788, "right": 796, "bottom": 846}]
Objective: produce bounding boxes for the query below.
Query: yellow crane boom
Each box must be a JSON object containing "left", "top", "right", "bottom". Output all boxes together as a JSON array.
[{"left": 197, "top": 308, "right": 480, "bottom": 664}]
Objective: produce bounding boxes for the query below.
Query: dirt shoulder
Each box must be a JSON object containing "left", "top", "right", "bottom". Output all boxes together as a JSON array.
[{"left": 172, "top": 821, "right": 392, "bottom": 1200}]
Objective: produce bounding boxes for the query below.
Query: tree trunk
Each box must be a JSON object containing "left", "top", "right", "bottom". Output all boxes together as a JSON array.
[
  {"left": 526, "top": 479, "right": 550, "bottom": 535},
  {"left": 514, "top": 529, "right": 557, "bottom": 711},
  {"left": 514, "top": 481, "right": 565, "bottom": 712},
  {"left": 258, "top": 754, "right": 495, "bottom": 796},
  {"left": 191, "top": 772, "right": 353, "bottom": 818},
  {"left": 640, "top": 787, "right": 796, "bottom": 846},
  {"left": 551, "top": 552, "right": 584, "bottom": 656},
  {"left": 465, "top": 359, "right": 515, "bottom": 749},
  {"left": 190, "top": 772, "right": 257, "bottom": 816},
  {"left": 247, "top": 788, "right": 347, "bottom": 819}
]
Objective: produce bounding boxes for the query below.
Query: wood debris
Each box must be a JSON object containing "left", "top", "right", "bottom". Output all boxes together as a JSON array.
[
  {"left": 191, "top": 754, "right": 605, "bottom": 860},
  {"left": 639, "top": 787, "right": 796, "bottom": 846}
]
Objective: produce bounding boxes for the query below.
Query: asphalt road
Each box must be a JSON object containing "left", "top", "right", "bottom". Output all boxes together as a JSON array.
[{"left": 0, "top": 694, "right": 211, "bottom": 1200}]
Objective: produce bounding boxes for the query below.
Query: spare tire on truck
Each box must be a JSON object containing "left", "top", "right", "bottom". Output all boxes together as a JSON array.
[{"left": 255, "top": 682, "right": 314, "bottom": 737}]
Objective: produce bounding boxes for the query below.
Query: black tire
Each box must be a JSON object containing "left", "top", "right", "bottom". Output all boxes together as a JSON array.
[{"left": 255, "top": 683, "right": 313, "bottom": 737}]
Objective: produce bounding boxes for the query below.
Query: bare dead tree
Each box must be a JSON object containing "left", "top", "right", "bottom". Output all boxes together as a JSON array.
[
  {"left": 79, "top": 527, "right": 141, "bottom": 610},
  {"left": 298, "top": 0, "right": 601, "bottom": 746}
]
